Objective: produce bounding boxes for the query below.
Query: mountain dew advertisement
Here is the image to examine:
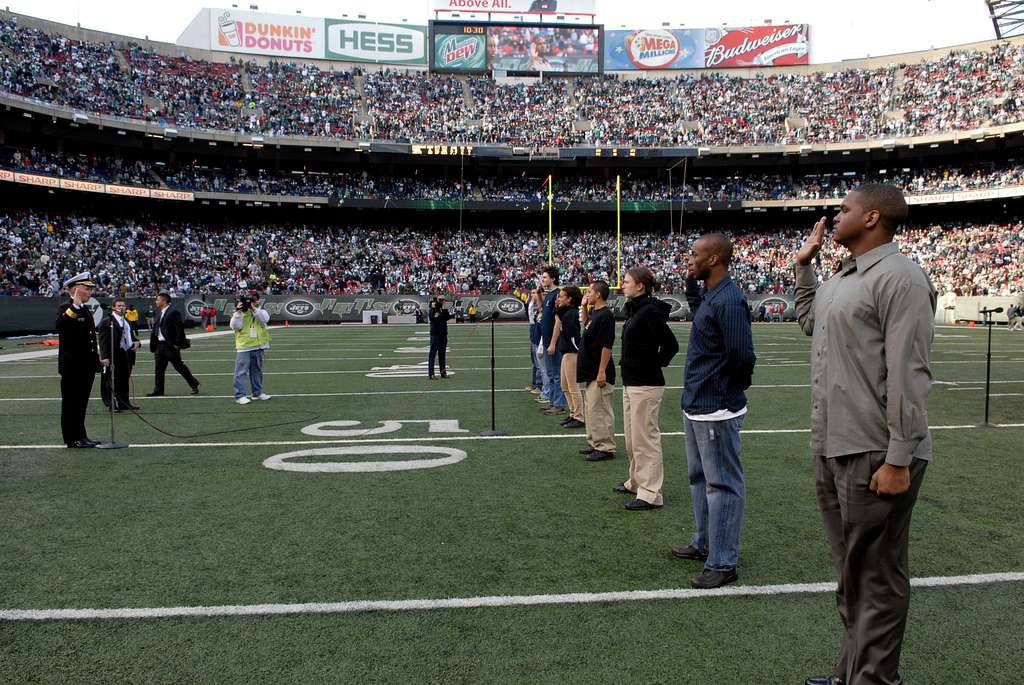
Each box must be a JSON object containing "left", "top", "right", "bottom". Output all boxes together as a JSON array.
[{"left": 432, "top": 26, "right": 487, "bottom": 71}]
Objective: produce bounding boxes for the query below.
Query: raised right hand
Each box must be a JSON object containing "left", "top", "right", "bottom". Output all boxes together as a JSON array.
[{"left": 796, "top": 216, "right": 828, "bottom": 266}]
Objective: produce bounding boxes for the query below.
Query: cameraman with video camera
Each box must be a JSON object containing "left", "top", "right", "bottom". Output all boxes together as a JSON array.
[
  {"left": 428, "top": 295, "right": 452, "bottom": 380},
  {"left": 230, "top": 292, "right": 272, "bottom": 405}
]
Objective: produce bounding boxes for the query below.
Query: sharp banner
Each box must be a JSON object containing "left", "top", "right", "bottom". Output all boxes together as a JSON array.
[{"left": 604, "top": 24, "right": 809, "bottom": 70}]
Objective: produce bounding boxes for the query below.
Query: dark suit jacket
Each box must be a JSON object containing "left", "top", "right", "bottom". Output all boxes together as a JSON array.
[
  {"left": 56, "top": 302, "right": 101, "bottom": 376},
  {"left": 149, "top": 306, "right": 189, "bottom": 352},
  {"left": 99, "top": 313, "right": 139, "bottom": 367}
]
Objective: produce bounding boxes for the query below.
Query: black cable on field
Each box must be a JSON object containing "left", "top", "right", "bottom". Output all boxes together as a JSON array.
[{"left": 124, "top": 375, "right": 319, "bottom": 439}]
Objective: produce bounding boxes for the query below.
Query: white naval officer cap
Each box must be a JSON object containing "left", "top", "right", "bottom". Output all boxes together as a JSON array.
[{"left": 63, "top": 271, "right": 97, "bottom": 289}]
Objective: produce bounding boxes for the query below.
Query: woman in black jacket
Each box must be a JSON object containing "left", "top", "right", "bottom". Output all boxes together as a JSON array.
[{"left": 617, "top": 267, "right": 680, "bottom": 510}]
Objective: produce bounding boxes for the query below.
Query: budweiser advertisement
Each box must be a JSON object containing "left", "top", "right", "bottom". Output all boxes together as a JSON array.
[
  {"left": 604, "top": 24, "right": 808, "bottom": 70},
  {"left": 703, "top": 24, "right": 808, "bottom": 68}
]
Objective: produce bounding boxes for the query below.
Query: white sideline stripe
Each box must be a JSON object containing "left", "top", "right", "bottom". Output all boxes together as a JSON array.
[
  {"left": 3, "top": 423, "right": 1023, "bottom": 450},
  {"left": 2, "top": 571, "right": 1021, "bottom": 621}
]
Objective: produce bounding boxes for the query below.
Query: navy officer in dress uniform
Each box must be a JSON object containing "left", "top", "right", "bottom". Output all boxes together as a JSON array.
[{"left": 56, "top": 272, "right": 105, "bottom": 448}]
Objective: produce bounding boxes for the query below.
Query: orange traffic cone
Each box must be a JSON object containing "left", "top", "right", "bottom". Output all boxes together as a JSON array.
[
  {"left": 206, "top": 324, "right": 214, "bottom": 332},
  {"left": 968, "top": 321, "right": 976, "bottom": 328}
]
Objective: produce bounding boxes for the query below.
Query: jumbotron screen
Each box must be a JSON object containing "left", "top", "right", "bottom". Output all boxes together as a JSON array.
[{"left": 431, "top": 22, "right": 602, "bottom": 74}]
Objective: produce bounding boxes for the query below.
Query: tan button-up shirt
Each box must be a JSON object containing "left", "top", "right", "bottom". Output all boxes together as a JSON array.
[{"left": 795, "top": 241, "right": 936, "bottom": 465}]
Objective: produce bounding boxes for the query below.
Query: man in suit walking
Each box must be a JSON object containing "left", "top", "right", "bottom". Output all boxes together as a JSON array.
[
  {"left": 147, "top": 292, "right": 200, "bottom": 396},
  {"left": 99, "top": 297, "right": 142, "bottom": 411}
]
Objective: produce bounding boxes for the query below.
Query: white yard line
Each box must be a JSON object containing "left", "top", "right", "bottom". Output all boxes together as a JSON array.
[
  {"left": 2, "top": 423, "right": 1023, "bottom": 450},
  {"left": 2, "top": 571, "right": 1021, "bottom": 621}
]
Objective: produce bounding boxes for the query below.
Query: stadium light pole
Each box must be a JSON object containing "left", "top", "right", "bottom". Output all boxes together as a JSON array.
[
  {"left": 479, "top": 311, "right": 506, "bottom": 436},
  {"left": 975, "top": 306, "right": 1003, "bottom": 428}
]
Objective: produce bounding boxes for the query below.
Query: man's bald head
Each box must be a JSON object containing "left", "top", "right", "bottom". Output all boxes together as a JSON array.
[{"left": 696, "top": 233, "right": 734, "bottom": 266}]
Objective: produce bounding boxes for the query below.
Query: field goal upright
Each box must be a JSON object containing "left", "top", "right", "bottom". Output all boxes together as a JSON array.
[{"left": 544, "top": 174, "right": 624, "bottom": 290}]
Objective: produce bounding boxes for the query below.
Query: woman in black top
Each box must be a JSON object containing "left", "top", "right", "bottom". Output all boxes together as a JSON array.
[
  {"left": 617, "top": 267, "right": 679, "bottom": 510},
  {"left": 552, "top": 286, "right": 584, "bottom": 428}
]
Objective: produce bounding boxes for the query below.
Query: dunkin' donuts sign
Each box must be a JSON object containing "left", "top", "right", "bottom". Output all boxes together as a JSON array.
[{"left": 703, "top": 24, "right": 808, "bottom": 68}]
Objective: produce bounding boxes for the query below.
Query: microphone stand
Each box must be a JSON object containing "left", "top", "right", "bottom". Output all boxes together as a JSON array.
[
  {"left": 975, "top": 306, "right": 1002, "bottom": 429},
  {"left": 480, "top": 311, "right": 506, "bottom": 437},
  {"left": 97, "top": 312, "right": 129, "bottom": 449}
]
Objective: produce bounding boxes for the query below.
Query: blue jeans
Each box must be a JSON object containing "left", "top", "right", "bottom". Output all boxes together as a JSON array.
[
  {"left": 544, "top": 349, "right": 565, "bottom": 407},
  {"left": 530, "top": 342, "right": 542, "bottom": 388},
  {"left": 684, "top": 414, "right": 746, "bottom": 571},
  {"left": 234, "top": 348, "right": 264, "bottom": 398}
]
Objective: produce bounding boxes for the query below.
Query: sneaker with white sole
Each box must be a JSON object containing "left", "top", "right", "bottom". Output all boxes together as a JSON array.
[
  {"left": 255, "top": 393, "right": 272, "bottom": 400},
  {"left": 236, "top": 397, "right": 251, "bottom": 405}
]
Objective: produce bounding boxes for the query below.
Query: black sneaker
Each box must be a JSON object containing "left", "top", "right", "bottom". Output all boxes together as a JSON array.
[
  {"left": 578, "top": 445, "right": 596, "bottom": 454},
  {"left": 584, "top": 450, "right": 615, "bottom": 462},
  {"left": 562, "top": 419, "right": 585, "bottom": 429}
]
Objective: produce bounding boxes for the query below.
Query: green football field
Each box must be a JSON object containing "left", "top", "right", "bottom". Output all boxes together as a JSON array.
[{"left": 1, "top": 321, "right": 1022, "bottom": 684}]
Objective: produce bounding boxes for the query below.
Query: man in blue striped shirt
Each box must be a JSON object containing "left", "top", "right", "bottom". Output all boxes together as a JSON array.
[{"left": 672, "top": 233, "right": 757, "bottom": 589}]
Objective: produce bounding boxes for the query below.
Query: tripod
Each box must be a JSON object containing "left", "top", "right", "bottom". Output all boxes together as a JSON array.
[
  {"left": 975, "top": 306, "right": 1004, "bottom": 429},
  {"left": 97, "top": 311, "right": 129, "bottom": 449}
]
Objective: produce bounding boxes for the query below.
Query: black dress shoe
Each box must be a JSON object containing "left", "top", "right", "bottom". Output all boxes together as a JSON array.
[
  {"left": 805, "top": 677, "right": 843, "bottom": 685},
  {"left": 691, "top": 567, "right": 738, "bottom": 589},
  {"left": 612, "top": 484, "right": 633, "bottom": 494},
  {"left": 145, "top": 391, "right": 164, "bottom": 397},
  {"left": 190, "top": 384, "right": 201, "bottom": 395},
  {"left": 584, "top": 450, "right": 615, "bottom": 462},
  {"left": 625, "top": 499, "right": 662, "bottom": 511},
  {"left": 66, "top": 439, "right": 97, "bottom": 449},
  {"left": 578, "top": 445, "right": 596, "bottom": 454},
  {"left": 562, "top": 419, "right": 585, "bottom": 429},
  {"left": 670, "top": 544, "right": 709, "bottom": 561}
]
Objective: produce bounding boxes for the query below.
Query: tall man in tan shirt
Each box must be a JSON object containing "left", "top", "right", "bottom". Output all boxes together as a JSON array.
[{"left": 794, "top": 184, "right": 936, "bottom": 685}]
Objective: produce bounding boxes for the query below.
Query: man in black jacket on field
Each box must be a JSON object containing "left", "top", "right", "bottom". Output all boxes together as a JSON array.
[
  {"left": 99, "top": 297, "right": 142, "bottom": 411},
  {"left": 56, "top": 272, "right": 103, "bottom": 448},
  {"left": 427, "top": 296, "right": 452, "bottom": 380},
  {"left": 147, "top": 292, "right": 200, "bottom": 396}
]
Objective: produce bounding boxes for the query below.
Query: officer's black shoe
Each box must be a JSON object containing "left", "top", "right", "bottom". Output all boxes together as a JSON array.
[{"left": 67, "top": 439, "right": 97, "bottom": 449}]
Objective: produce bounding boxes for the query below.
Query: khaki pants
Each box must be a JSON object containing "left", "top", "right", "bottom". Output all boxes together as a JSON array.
[
  {"left": 583, "top": 379, "right": 615, "bottom": 453},
  {"left": 622, "top": 385, "right": 665, "bottom": 505},
  {"left": 559, "top": 353, "right": 584, "bottom": 421}
]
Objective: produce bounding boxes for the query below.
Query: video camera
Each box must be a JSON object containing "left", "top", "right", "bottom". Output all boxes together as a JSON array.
[{"left": 236, "top": 293, "right": 257, "bottom": 312}]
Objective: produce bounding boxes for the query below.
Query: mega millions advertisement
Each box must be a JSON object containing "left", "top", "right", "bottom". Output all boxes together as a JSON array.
[
  {"left": 432, "top": 24, "right": 489, "bottom": 72},
  {"left": 604, "top": 24, "right": 808, "bottom": 70},
  {"left": 211, "top": 10, "right": 324, "bottom": 57},
  {"left": 488, "top": 26, "right": 600, "bottom": 73}
]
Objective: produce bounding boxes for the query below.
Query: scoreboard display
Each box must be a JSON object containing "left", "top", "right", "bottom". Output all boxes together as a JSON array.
[{"left": 430, "top": 22, "right": 602, "bottom": 74}]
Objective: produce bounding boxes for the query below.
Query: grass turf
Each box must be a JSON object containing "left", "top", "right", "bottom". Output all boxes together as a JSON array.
[{"left": 1, "top": 322, "right": 1022, "bottom": 683}]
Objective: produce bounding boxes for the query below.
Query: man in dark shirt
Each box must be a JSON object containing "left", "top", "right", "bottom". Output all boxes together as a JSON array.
[
  {"left": 576, "top": 280, "right": 616, "bottom": 461},
  {"left": 427, "top": 296, "right": 452, "bottom": 379},
  {"left": 674, "top": 233, "right": 756, "bottom": 590}
]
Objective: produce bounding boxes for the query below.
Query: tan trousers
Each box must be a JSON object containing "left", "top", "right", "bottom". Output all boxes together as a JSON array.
[
  {"left": 559, "top": 353, "right": 584, "bottom": 421},
  {"left": 622, "top": 385, "right": 665, "bottom": 505},
  {"left": 583, "top": 379, "right": 615, "bottom": 453}
]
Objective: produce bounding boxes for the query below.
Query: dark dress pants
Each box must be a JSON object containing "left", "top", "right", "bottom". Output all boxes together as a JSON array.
[
  {"left": 101, "top": 350, "right": 133, "bottom": 407},
  {"left": 60, "top": 371, "right": 95, "bottom": 444},
  {"left": 428, "top": 335, "right": 447, "bottom": 378},
  {"left": 153, "top": 342, "right": 198, "bottom": 393},
  {"left": 815, "top": 452, "right": 928, "bottom": 685}
]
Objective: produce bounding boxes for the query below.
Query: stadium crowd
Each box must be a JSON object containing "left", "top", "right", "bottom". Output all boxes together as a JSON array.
[
  {"left": 2, "top": 16, "right": 1024, "bottom": 147},
  {"left": 3, "top": 146, "right": 1022, "bottom": 202},
  {"left": 2, "top": 211, "right": 1021, "bottom": 298}
]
